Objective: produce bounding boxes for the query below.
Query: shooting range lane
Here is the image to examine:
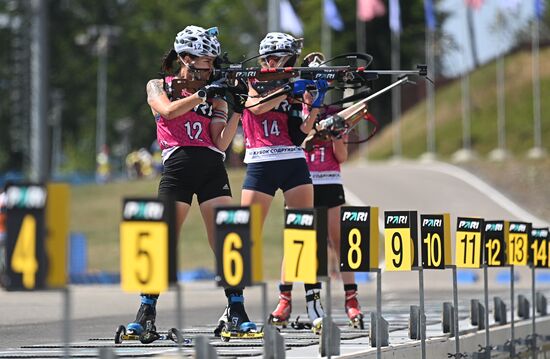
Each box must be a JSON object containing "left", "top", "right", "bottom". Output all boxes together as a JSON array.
[{"left": 1, "top": 161, "right": 550, "bottom": 358}]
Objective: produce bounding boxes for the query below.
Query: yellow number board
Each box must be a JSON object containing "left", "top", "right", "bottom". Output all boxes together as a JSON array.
[
  {"left": 284, "top": 209, "right": 327, "bottom": 284},
  {"left": 284, "top": 229, "right": 317, "bottom": 283},
  {"left": 121, "top": 222, "right": 168, "bottom": 293},
  {"left": 384, "top": 211, "right": 417, "bottom": 271},
  {"left": 530, "top": 227, "right": 548, "bottom": 268},
  {"left": 455, "top": 217, "right": 484, "bottom": 268},
  {"left": 340, "top": 207, "right": 379, "bottom": 272},
  {"left": 120, "top": 199, "right": 175, "bottom": 294},
  {"left": 215, "top": 205, "right": 262, "bottom": 288},
  {"left": 5, "top": 184, "right": 48, "bottom": 290},
  {"left": 483, "top": 221, "right": 508, "bottom": 267},
  {"left": 420, "top": 214, "right": 451, "bottom": 269},
  {"left": 508, "top": 222, "right": 531, "bottom": 266}
]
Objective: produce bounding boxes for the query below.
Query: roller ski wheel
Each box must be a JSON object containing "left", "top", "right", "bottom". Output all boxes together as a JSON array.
[
  {"left": 214, "top": 320, "right": 225, "bottom": 338},
  {"left": 349, "top": 313, "right": 365, "bottom": 329},
  {"left": 115, "top": 325, "right": 126, "bottom": 344},
  {"left": 114, "top": 324, "right": 140, "bottom": 344},
  {"left": 311, "top": 317, "right": 323, "bottom": 335}
]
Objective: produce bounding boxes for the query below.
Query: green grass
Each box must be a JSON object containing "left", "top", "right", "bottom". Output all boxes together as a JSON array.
[
  {"left": 367, "top": 48, "right": 550, "bottom": 159},
  {"left": 70, "top": 168, "right": 286, "bottom": 279}
]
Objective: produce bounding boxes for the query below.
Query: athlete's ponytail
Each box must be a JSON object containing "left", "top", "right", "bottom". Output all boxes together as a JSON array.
[{"left": 160, "top": 48, "right": 179, "bottom": 75}]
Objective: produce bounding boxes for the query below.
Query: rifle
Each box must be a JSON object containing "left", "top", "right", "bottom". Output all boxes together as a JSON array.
[
  {"left": 301, "top": 75, "right": 419, "bottom": 151},
  {"left": 215, "top": 52, "right": 427, "bottom": 88},
  {"left": 213, "top": 51, "right": 429, "bottom": 148}
]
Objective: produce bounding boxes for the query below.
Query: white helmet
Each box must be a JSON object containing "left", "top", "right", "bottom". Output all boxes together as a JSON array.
[
  {"left": 259, "top": 32, "right": 302, "bottom": 57},
  {"left": 174, "top": 26, "right": 221, "bottom": 57}
]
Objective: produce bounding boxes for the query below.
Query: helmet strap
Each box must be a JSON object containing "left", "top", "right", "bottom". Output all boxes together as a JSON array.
[{"left": 178, "top": 55, "right": 211, "bottom": 81}]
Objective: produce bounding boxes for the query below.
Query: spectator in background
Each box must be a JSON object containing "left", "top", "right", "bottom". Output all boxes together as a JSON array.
[{"left": 96, "top": 144, "right": 111, "bottom": 183}]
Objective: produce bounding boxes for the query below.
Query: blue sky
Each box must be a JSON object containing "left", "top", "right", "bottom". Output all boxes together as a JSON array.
[{"left": 439, "top": 0, "right": 538, "bottom": 77}]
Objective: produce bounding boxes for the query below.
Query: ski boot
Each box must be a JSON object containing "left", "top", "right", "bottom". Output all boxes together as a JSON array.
[
  {"left": 268, "top": 290, "right": 292, "bottom": 328},
  {"left": 115, "top": 294, "right": 163, "bottom": 344},
  {"left": 345, "top": 287, "right": 364, "bottom": 329},
  {"left": 127, "top": 295, "right": 157, "bottom": 335},
  {"left": 306, "top": 287, "right": 325, "bottom": 335},
  {"left": 215, "top": 294, "right": 263, "bottom": 342}
]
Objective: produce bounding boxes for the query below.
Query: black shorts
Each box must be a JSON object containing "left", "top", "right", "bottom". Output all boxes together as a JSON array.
[
  {"left": 314, "top": 183, "right": 346, "bottom": 208},
  {"left": 242, "top": 158, "right": 312, "bottom": 196},
  {"left": 158, "top": 147, "right": 231, "bottom": 205}
]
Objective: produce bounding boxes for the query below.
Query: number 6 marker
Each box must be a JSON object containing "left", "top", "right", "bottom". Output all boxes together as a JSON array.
[{"left": 215, "top": 206, "right": 262, "bottom": 288}]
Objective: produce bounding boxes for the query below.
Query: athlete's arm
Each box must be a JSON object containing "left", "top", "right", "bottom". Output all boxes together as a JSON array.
[
  {"left": 301, "top": 90, "right": 321, "bottom": 134},
  {"left": 244, "top": 81, "right": 287, "bottom": 115},
  {"left": 146, "top": 79, "right": 204, "bottom": 120},
  {"left": 210, "top": 99, "right": 240, "bottom": 151},
  {"left": 333, "top": 135, "right": 348, "bottom": 163}
]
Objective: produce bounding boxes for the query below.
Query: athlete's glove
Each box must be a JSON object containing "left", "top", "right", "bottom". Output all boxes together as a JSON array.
[
  {"left": 291, "top": 79, "right": 315, "bottom": 96},
  {"left": 202, "top": 78, "right": 227, "bottom": 98},
  {"left": 311, "top": 79, "right": 329, "bottom": 108},
  {"left": 226, "top": 79, "right": 248, "bottom": 114}
]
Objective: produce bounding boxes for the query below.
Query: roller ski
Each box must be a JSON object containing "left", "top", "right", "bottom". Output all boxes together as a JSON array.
[
  {"left": 345, "top": 288, "right": 365, "bottom": 329},
  {"left": 268, "top": 290, "right": 292, "bottom": 328},
  {"left": 115, "top": 294, "right": 188, "bottom": 344},
  {"left": 114, "top": 325, "right": 187, "bottom": 344},
  {"left": 214, "top": 294, "right": 263, "bottom": 342},
  {"left": 306, "top": 287, "right": 325, "bottom": 335}
]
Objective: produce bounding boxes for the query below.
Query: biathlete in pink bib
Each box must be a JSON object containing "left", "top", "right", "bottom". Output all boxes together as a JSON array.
[
  {"left": 126, "top": 25, "right": 254, "bottom": 338},
  {"left": 239, "top": 32, "right": 330, "bottom": 328}
]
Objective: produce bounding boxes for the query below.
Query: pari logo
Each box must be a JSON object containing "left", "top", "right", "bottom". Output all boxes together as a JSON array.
[
  {"left": 342, "top": 211, "right": 369, "bottom": 222},
  {"left": 216, "top": 209, "right": 250, "bottom": 225},
  {"left": 532, "top": 229, "right": 549, "bottom": 238},
  {"left": 485, "top": 223, "right": 503, "bottom": 232},
  {"left": 235, "top": 71, "right": 257, "bottom": 78},
  {"left": 286, "top": 213, "right": 314, "bottom": 226},
  {"left": 124, "top": 201, "right": 164, "bottom": 221},
  {"left": 422, "top": 218, "right": 442, "bottom": 227},
  {"left": 314, "top": 73, "right": 336, "bottom": 80},
  {"left": 6, "top": 185, "right": 47, "bottom": 209},
  {"left": 510, "top": 223, "right": 527, "bottom": 233},
  {"left": 458, "top": 220, "right": 480, "bottom": 230},
  {"left": 386, "top": 215, "right": 408, "bottom": 225}
]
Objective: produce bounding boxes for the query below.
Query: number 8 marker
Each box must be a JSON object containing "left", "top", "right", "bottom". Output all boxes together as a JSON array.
[{"left": 340, "top": 207, "right": 379, "bottom": 272}]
